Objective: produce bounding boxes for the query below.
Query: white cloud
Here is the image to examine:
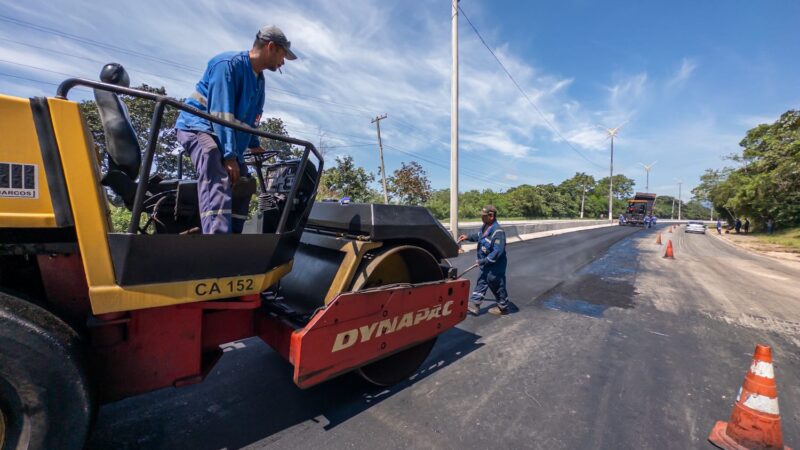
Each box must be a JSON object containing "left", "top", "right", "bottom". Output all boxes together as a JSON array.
[
  {"left": 607, "top": 72, "right": 648, "bottom": 109},
  {"left": 666, "top": 58, "right": 697, "bottom": 89},
  {"left": 0, "top": 0, "right": 740, "bottom": 194},
  {"left": 462, "top": 130, "right": 535, "bottom": 158}
]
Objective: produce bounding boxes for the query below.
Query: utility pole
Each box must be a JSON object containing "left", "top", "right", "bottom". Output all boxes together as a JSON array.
[
  {"left": 580, "top": 182, "right": 587, "bottom": 219},
  {"left": 639, "top": 161, "right": 657, "bottom": 192},
  {"left": 371, "top": 114, "right": 389, "bottom": 204},
  {"left": 677, "top": 178, "right": 683, "bottom": 221},
  {"left": 450, "top": 0, "right": 459, "bottom": 238},
  {"left": 671, "top": 198, "right": 675, "bottom": 220}
]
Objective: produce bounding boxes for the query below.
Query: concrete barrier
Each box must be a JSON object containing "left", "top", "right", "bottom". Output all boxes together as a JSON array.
[
  {"left": 449, "top": 219, "right": 609, "bottom": 239},
  {"left": 444, "top": 219, "right": 617, "bottom": 253}
]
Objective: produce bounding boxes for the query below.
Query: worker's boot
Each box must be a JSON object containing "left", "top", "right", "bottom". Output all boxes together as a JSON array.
[
  {"left": 488, "top": 305, "right": 508, "bottom": 316},
  {"left": 467, "top": 302, "right": 480, "bottom": 315}
]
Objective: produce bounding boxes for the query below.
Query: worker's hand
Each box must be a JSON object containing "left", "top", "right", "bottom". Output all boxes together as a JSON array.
[
  {"left": 224, "top": 158, "right": 240, "bottom": 185},
  {"left": 248, "top": 146, "right": 265, "bottom": 154},
  {"left": 457, "top": 234, "right": 467, "bottom": 243}
]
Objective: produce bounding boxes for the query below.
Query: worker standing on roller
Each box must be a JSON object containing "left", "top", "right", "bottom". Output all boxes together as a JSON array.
[
  {"left": 175, "top": 25, "right": 297, "bottom": 234},
  {"left": 457, "top": 205, "right": 510, "bottom": 316}
]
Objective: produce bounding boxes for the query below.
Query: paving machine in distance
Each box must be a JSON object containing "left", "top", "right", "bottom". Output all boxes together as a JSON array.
[
  {"left": 0, "top": 65, "right": 469, "bottom": 449},
  {"left": 622, "top": 192, "right": 657, "bottom": 226}
]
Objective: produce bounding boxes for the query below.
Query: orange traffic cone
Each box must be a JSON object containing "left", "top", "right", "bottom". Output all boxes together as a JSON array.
[
  {"left": 708, "top": 344, "right": 791, "bottom": 450},
  {"left": 656, "top": 233, "right": 662, "bottom": 245},
  {"left": 663, "top": 240, "right": 675, "bottom": 258}
]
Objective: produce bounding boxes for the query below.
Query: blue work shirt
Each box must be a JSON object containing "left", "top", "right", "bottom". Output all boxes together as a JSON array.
[
  {"left": 467, "top": 221, "right": 507, "bottom": 273},
  {"left": 176, "top": 50, "right": 264, "bottom": 163}
]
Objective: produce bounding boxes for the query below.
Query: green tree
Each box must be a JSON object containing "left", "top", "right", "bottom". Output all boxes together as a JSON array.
[
  {"left": 388, "top": 161, "right": 431, "bottom": 205},
  {"left": 504, "top": 184, "right": 546, "bottom": 217},
  {"left": 255, "top": 117, "right": 306, "bottom": 160},
  {"left": 696, "top": 110, "right": 800, "bottom": 227},
  {"left": 424, "top": 189, "right": 450, "bottom": 219},
  {"left": 560, "top": 172, "right": 595, "bottom": 218},
  {"left": 317, "top": 155, "right": 377, "bottom": 202}
]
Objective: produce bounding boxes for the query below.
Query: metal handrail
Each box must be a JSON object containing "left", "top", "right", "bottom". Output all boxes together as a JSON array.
[{"left": 56, "top": 77, "right": 324, "bottom": 235}]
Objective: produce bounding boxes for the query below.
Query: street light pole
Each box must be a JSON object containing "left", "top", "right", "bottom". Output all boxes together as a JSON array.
[
  {"left": 639, "top": 161, "right": 657, "bottom": 192},
  {"left": 371, "top": 114, "right": 389, "bottom": 204},
  {"left": 580, "top": 182, "right": 587, "bottom": 219},
  {"left": 449, "top": 0, "right": 459, "bottom": 238},
  {"left": 677, "top": 179, "right": 683, "bottom": 221},
  {"left": 608, "top": 134, "right": 614, "bottom": 221},
  {"left": 603, "top": 125, "right": 624, "bottom": 221}
]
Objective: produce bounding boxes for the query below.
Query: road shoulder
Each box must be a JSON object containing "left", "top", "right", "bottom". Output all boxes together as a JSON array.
[{"left": 708, "top": 229, "right": 800, "bottom": 268}]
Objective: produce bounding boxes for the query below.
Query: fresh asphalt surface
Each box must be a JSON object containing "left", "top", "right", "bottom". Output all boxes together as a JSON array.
[{"left": 87, "top": 224, "right": 800, "bottom": 449}]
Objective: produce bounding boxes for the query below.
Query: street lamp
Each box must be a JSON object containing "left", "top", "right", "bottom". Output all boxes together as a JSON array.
[
  {"left": 638, "top": 161, "right": 657, "bottom": 192},
  {"left": 602, "top": 123, "right": 626, "bottom": 221}
]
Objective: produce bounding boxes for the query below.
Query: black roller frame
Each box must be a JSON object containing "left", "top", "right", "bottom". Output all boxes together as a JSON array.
[{"left": 56, "top": 78, "right": 324, "bottom": 235}]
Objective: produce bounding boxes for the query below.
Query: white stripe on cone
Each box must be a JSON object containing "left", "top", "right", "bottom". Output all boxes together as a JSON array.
[
  {"left": 749, "top": 360, "right": 775, "bottom": 379},
  {"left": 738, "top": 387, "right": 780, "bottom": 415}
]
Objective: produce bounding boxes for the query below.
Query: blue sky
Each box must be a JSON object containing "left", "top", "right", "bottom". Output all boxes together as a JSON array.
[{"left": 1, "top": 0, "right": 798, "bottom": 199}]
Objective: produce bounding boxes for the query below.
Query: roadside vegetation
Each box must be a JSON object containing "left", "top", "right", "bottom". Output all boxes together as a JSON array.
[
  {"left": 753, "top": 227, "right": 800, "bottom": 252},
  {"left": 693, "top": 110, "right": 799, "bottom": 230}
]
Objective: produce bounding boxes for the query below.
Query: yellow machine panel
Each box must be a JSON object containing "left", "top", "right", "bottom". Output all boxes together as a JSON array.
[
  {"left": 0, "top": 94, "right": 58, "bottom": 227},
  {"left": 45, "top": 98, "right": 294, "bottom": 314}
]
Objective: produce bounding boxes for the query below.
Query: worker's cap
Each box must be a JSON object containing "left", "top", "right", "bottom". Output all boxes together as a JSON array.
[
  {"left": 480, "top": 205, "right": 498, "bottom": 216},
  {"left": 257, "top": 25, "right": 297, "bottom": 60}
]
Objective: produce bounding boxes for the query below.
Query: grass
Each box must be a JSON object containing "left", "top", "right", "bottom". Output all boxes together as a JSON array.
[{"left": 752, "top": 227, "right": 800, "bottom": 251}]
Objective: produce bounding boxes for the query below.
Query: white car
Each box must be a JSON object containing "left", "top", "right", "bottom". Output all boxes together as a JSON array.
[{"left": 685, "top": 221, "right": 706, "bottom": 234}]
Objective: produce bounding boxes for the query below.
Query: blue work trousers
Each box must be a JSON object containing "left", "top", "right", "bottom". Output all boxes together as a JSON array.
[
  {"left": 176, "top": 130, "right": 250, "bottom": 234},
  {"left": 469, "top": 267, "right": 509, "bottom": 309}
]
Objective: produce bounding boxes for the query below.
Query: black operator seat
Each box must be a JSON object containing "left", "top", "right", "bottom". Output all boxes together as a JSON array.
[{"left": 94, "top": 63, "right": 140, "bottom": 209}]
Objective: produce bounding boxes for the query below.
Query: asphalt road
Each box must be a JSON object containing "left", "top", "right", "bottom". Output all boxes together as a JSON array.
[{"left": 87, "top": 224, "right": 800, "bottom": 449}]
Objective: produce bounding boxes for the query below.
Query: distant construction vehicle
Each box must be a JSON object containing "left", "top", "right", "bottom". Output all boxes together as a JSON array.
[
  {"left": 623, "top": 192, "right": 657, "bottom": 226},
  {"left": 0, "top": 67, "right": 469, "bottom": 449}
]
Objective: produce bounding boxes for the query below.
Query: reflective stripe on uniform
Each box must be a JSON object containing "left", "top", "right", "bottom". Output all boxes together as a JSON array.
[
  {"left": 200, "top": 208, "right": 232, "bottom": 218},
  {"left": 191, "top": 91, "right": 208, "bottom": 107},
  {"left": 209, "top": 111, "right": 251, "bottom": 128},
  {"left": 231, "top": 213, "right": 250, "bottom": 220}
]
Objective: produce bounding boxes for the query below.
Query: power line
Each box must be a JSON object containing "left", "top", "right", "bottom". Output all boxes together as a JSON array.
[
  {"left": 0, "top": 20, "right": 521, "bottom": 188},
  {"left": 0, "top": 14, "right": 199, "bottom": 72},
  {"left": 384, "top": 143, "right": 512, "bottom": 190},
  {"left": 0, "top": 37, "right": 192, "bottom": 84},
  {"left": 457, "top": 5, "right": 606, "bottom": 170},
  {"left": 284, "top": 120, "right": 511, "bottom": 189},
  {"left": 283, "top": 120, "right": 511, "bottom": 188},
  {"left": 322, "top": 143, "right": 376, "bottom": 149},
  {"left": 0, "top": 71, "right": 92, "bottom": 94}
]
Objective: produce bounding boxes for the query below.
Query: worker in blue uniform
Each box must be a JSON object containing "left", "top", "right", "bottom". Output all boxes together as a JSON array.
[
  {"left": 457, "top": 205, "right": 510, "bottom": 316},
  {"left": 175, "top": 25, "right": 297, "bottom": 234}
]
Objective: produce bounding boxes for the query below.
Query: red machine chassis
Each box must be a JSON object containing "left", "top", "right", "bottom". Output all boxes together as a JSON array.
[
  {"left": 260, "top": 279, "right": 469, "bottom": 388},
  {"left": 38, "top": 254, "right": 469, "bottom": 401}
]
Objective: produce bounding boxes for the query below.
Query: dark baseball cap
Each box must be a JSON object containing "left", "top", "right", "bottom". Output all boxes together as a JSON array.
[
  {"left": 481, "top": 205, "right": 498, "bottom": 215},
  {"left": 257, "top": 25, "right": 297, "bottom": 60}
]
